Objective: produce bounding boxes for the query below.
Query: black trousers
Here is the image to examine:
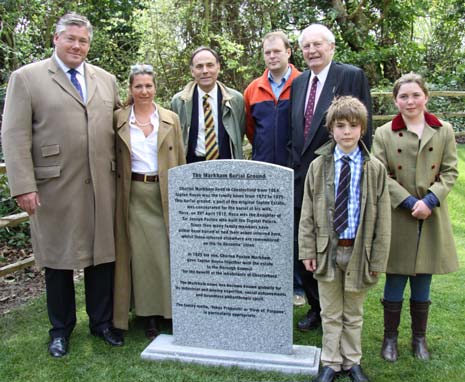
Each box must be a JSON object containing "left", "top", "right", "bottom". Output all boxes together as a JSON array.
[
  {"left": 294, "top": 207, "right": 320, "bottom": 314},
  {"left": 187, "top": 154, "right": 206, "bottom": 164},
  {"left": 45, "top": 262, "right": 114, "bottom": 339}
]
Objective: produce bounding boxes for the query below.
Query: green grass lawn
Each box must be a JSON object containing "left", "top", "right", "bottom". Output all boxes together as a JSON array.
[{"left": 1, "top": 146, "right": 465, "bottom": 382}]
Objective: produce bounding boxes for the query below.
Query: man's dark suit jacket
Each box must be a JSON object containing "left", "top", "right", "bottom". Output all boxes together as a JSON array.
[{"left": 289, "top": 61, "right": 372, "bottom": 209}]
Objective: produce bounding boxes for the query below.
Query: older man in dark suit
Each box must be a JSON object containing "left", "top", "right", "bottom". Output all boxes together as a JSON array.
[
  {"left": 289, "top": 24, "right": 372, "bottom": 337},
  {"left": 2, "top": 13, "right": 122, "bottom": 357}
]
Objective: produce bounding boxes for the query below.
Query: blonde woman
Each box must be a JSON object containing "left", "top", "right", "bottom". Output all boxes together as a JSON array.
[{"left": 113, "top": 65, "right": 185, "bottom": 339}]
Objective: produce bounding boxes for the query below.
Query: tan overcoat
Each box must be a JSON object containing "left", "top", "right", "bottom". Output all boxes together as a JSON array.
[
  {"left": 372, "top": 113, "right": 459, "bottom": 275},
  {"left": 113, "top": 104, "right": 185, "bottom": 330},
  {"left": 299, "top": 141, "right": 391, "bottom": 291},
  {"left": 1, "top": 57, "right": 119, "bottom": 269}
]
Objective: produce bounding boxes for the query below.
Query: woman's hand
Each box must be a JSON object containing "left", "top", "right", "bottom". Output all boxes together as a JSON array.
[{"left": 411, "top": 199, "right": 432, "bottom": 220}]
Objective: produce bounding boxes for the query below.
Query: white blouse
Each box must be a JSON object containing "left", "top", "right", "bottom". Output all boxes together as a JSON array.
[{"left": 129, "top": 105, "right": 159, "bottom": 174}]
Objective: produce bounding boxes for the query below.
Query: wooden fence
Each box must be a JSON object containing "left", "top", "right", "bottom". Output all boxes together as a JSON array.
[
  {"left": 1, "top": 90, "right": 464, "bottom": 277},
  {"left": 0, "top": 164, "right": 33, "bottom": 277},
  {"left": 372, "top": 91, "right": 465, "bottom": 126}
]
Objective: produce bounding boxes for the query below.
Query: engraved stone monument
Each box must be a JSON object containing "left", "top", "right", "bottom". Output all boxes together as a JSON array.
[{"left": 141, "top": 160, "right": 320, "bottom": 375}]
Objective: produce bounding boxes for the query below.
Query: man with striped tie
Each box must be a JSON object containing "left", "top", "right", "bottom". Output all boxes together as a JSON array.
[
  {"left": 171, "top": 47, "right": 245, "bottom": 163},
  {"left": 298, "top": 97, "right": 390, "bottom": 382}
]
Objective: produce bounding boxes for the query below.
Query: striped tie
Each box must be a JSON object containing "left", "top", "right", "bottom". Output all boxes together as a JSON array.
[
  {"left": 334, "top": 156, "right": 351, "bottom": 234},
  {"left": 68, "top": 68, "right": 84, "bottom": 100},
  {"left": 203, "top": 94, "right": 219, "bottom": 160}
]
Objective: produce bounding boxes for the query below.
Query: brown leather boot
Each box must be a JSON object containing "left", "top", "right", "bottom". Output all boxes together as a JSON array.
[
  {"left": 381, "top": 299, "right": 402, "bottom": 362},
  {"left": 410, "top": 300, "right": 431, "bottom": 360}
]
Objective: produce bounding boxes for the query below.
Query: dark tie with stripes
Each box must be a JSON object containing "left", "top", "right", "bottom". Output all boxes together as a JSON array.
[
  {"left": 68, "top": 68, "right": 83, "bottom": 100},
  {"left": 334, "top": 156, "right": 351, "bottom": 234},
  {"left": 203, "top": 94, "right": 219, "bottom": 160}
]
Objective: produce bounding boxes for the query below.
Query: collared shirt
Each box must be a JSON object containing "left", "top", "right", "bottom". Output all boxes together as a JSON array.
[
  {"left": 334, "top": 144, "right": 362, "bottom": 239},
  {"left": 196, "top": 84, "right": 219, "bottom": 157},
  {"left": 129, "top": 104, "right": 160, "bottom": 174},
  {"left": 268, "top": 65, "right": 291, "bottom": 99},
  {"left": 304, "top": 61, "right": 331, "bottom": 112},
  {"left": 54, "top": 53, "right": 87, "bottom": 102}
]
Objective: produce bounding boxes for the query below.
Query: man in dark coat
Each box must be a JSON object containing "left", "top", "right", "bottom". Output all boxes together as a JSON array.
[{"left": 289, "top": 23, "right": 372, "bottom": 334}]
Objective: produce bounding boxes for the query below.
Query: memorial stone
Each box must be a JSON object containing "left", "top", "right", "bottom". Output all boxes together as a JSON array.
[
  {"left": 141, "top": 160, "right": 320, "bottom": 374},
  {"left": 170, "top": 160, "right": 293, "bottom": 354}
]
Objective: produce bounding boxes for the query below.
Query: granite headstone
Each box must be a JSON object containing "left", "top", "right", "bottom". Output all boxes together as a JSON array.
[
  {"left": 169, "top": 160, "right": 293, "bottom": 353},
  {"left": 141, "top": 160, "right": 320, "bottom": 374}
]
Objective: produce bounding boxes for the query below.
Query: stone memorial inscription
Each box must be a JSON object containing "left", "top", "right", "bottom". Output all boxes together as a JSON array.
[{"left": 169, "top": 161, "right": 293, "bottom": 354}]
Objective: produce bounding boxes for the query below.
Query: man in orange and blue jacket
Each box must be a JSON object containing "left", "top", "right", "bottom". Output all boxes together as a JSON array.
[{"left": 244, "top": 31, "right": 301, "bottom": 166}]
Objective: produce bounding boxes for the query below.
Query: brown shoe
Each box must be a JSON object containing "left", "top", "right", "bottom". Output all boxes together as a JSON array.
[
  {"left": 412, "top": 336, "right": 430, "bottom": 360},
  {"left": 410, "top": 300, "right": 431, "bottom": 360},
  {"left": 145, "top": 316, "right": 160, "bottom": 340},
  {"left": 381, "top": 335, "right": 398, "bottom": 362},
  {"left": 380, "top": 299, "right": 402, "bottom": 362}
]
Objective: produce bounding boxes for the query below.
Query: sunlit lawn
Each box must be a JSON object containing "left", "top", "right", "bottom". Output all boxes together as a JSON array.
[{"left": 1, "top": 146, "right": 464, "bottom": 382}]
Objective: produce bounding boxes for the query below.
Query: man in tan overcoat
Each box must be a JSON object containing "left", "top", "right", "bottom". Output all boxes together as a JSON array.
[{"left": 1, "top": 13, "right": 122, "bottom": 357}]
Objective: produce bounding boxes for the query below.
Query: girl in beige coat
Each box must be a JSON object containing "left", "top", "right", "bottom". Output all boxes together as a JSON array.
[
  {"left": 373, "top": 73, "right": 459, "bottom": 362},
  {"left": 113, "top": 65, "right": 185, "bottom": 339}
]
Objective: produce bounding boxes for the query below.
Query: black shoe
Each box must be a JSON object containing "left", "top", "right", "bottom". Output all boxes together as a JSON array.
[
  {"left": 348, "top": 365, "right": 369, "bottom": 382},
  {"left": 91, "top": 327, "right": 124, "bottom": 346},
  {"left": 49, "top": 337, "right": 68, "bottom": 358},
  {"left": 297, "top": 310, "right": 321, "bottom": 331},
  {"left": 312, "top": 366, "right": 336, "bottom": 382}
]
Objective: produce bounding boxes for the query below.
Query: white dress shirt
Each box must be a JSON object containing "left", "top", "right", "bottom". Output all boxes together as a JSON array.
[
  {"left": 129, "top": 105, "right": 160, "bottom": 174},
  {"left": 304, "top": 62, "right": 332, "bottom": 113}
]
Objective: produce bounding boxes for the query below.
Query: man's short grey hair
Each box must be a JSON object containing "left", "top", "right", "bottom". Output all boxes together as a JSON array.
[
  {"left": 298, "top": 24, "right": 335, "bottom": 48},
  {"left": 55, "top": 13, "right": 93, "bottom": 41},
  {"left": 189, "top": 46, "right": 220, "bottom": 66}
]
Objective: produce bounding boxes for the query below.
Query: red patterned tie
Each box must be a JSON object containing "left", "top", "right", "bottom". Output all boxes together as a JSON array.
[{"left": 303, "top": 76, "right": 318, "bottom": 139}]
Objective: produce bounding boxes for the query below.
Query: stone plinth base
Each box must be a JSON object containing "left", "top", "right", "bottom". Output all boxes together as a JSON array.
[{"left": 141, "top": 334, "right": 320, "bottom": 375}]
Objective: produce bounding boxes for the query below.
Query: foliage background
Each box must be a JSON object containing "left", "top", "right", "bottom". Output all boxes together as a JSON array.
[{"left": 1, "top": 0, "right": 464, "bottom": 106}]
